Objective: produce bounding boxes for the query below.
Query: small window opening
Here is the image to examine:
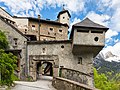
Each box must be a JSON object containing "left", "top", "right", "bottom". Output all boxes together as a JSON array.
[
  {"left": 94, "top": 37, "right": 99, "bottom": 42},
  {"left": 48, "top": 32, "right": 50, "bottom": 35},
  {"left": 78, "top": 57, "right": 82, "bottom": 64},
  {"left": 32, "top": 25, "right": 35, "bottom": 27},
  {"left": 61, "top": 45, "right": 64, "bottom": 49},
  {"left": 77, "top": 30, "right": 89, "bottom": 33},
  {"left": 13, "top": 38, "right": 18, "bottom": 45},
  {"left": 32, "top": 25, "right": 35, "bottom": 30},
  {"left": 50, "top": 28, "right": 53, "bottom": 31},
  {"left": 25, "top": 29, "right": 27, "bottom": 34},
  {"left": 59, "top": 30, "right": 62, "bottom": 33},
  {"left": 42, "top": 48, "right": 46, "bottom": 53},
  {"left": 91, "top": 31, "right": 103, "bottom": 33},
  {"left": 32, "top": 62, "right": 34, "bottom": 64},
  {"left": 63, "top": 17, "right": 65, "bottom": 19}
]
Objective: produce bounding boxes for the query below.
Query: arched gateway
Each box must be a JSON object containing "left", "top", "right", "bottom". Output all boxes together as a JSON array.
[{"left": 29, "top": 55, "right": 59, "bottom": 80}]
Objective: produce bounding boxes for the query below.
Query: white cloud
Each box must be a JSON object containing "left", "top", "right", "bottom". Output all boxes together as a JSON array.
[
  {"left": 102, "top": 42, "right": 120, "bottom": 56},
  {"left": 111, "top": 0, "right": 120, "bottom": 8},
  {"left": 105, "top": 29, "right": 118, "bottom": 39},
  {"left": 86, "top": 11, "right": 110, "bottom": 26},
  {"left": 0, "top": 0, "right": 42, "bottom": 17},
  {"left": 110, "top": 8, "right": 120, "bottom": 32},
  {"left": 98, "top": 0, "right": 120, "bottom": 32},
  {"left": 0, "top": 0, "right": 85, "bottom": 17},
  {"left": 68, "top": 17, "right": 81, "bottom": 32},
  {"left": 98, "top": 0, "right": 111, "bottom": 7},
  {"left": 68, "top": 17, "right": 81, "bottom": 38}
]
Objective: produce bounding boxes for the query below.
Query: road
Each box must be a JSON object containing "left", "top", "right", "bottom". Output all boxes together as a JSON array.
[{"left": 11, "top": 76, "right": 56, "bottom": 90}]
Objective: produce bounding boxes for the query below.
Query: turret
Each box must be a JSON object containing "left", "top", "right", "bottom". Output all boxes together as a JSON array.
[
  {"left": 70, "top": 18, "right": 109, "bottom": 57},
  {"left": 57, "top": 8, "right": 71, "bottom": 26}
]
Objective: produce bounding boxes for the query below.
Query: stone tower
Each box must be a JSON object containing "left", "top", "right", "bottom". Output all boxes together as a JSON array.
[
  {"left": 57, "top": 8, "right": 71, "bottom": 26},
  {"left": 70, "top": 18, "right": 108, "bottom": 57},
  {"left": 70, "top": 18, "right": 108, "bottom": 86}
]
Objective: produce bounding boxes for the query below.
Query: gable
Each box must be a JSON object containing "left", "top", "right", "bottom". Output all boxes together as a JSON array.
[
  {"left": 0, "top": 17, "right": 28, "bottom": 49},
  {"left": 0, "top": 7, "right": 13, "bottom": 20}
]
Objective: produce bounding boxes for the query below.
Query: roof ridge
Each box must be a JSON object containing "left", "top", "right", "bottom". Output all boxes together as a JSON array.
[
  {"left": 73, "top": 17, "right": 108, "bottom": 29},
  {"left": 0, "top": 7, "right": 13, "bottom": 17}
]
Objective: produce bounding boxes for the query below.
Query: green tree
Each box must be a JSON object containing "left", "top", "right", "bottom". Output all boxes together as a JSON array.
[
  {"left": 0, "top": 30, "right": 9, "bottom": 49},
  {"left": 0, "top": 30, "right": 17, "bottom": 86},
  {"left": 94, "top": 68, "right": 120, "bottom": 90},
  {"left": 0, "top": 49, "right": 17, "bottom": 86}
]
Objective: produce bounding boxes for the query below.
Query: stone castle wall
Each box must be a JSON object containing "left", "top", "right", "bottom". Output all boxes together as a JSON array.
[{"left": 27, "top": 41, "right": 94, "bottom": 86}]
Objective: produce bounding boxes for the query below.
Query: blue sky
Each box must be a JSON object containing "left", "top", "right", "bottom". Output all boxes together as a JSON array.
[{"left": 0, "top": 0, "right": 120, "bottom": 56}]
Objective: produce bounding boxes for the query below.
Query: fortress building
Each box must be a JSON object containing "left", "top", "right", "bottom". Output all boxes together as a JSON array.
[{"left": 0, "top": 7, "right": 108, "bottom": 89}]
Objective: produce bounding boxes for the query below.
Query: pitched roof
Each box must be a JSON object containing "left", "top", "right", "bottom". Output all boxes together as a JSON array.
[
  {"left": 73, "top": 18, "right": 109, "bottom": 30},
  {"left": 13, "top": 16, "right": 69, "bottom": 27},
  {"left": 0, "top": 16, "right": 29, "bottom": 40},
  {"left": 70, "top": 18, "right": 109, "bottom": 39},
  {"left": 57, "top": 9, "right": 71, "bottom": 18},
  {"left": 0, "top": 7, "right": 13, "bottom": 18}
]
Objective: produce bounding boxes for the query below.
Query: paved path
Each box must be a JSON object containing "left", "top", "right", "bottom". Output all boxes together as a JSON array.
[{"left": 11, "top": 76, "right": 56, "bottom": 90}]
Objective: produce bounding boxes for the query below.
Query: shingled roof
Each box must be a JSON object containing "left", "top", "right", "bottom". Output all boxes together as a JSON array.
[
  {"left": 70, "top": 18, "right": 109, "bottom": 39},
  {"left": 73, "top": 18, "right": 109, "bottom": 30},
  {"left": 57, "top": 9, "right": 71, "bottom": 18}
]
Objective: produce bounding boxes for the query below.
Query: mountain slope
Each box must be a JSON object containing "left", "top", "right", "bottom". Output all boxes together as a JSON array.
[{"left": 93, "top": 52, "right": 120, "bottom": 74}]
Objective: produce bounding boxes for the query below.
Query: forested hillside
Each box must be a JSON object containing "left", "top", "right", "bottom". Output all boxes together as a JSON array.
[{"left": 94, "top": 53, "right": 120, "bottom": 90}]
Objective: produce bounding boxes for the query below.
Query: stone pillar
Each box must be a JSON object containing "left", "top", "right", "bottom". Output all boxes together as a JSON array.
[{"left": 53, "top": 65, "right": 59, "bottom": 77}]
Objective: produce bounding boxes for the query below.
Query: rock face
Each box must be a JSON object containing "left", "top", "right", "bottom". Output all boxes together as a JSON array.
[
  {"left": 105, "top": 51, "right": 116, "bottom": 59},
  {"left": 94, "top": 52, "right": 120, "bottom": 73}
]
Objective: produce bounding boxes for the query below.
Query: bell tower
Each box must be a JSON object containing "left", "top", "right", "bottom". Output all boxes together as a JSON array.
[
  {"left": 57, "top": 6, "right": 71, "bottom": 26},
  {"left": 70, "top": 18, "right": 109, "bottom": 57}
]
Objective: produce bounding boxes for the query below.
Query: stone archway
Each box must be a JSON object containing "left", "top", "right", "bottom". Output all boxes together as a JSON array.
[
  {"left": 36, "top": 61, "right": 53, "bottom": 79},
  {"left": 29, "top": 55, "right": 59, "bottom": 81}
]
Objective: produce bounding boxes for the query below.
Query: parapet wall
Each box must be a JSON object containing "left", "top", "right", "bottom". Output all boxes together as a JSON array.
[
  {"left": 52, "top": 77, "right": 97, "bottom": 90},
  {"left": 60, "top": 68, "right": 94, "bottom": 87}
]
